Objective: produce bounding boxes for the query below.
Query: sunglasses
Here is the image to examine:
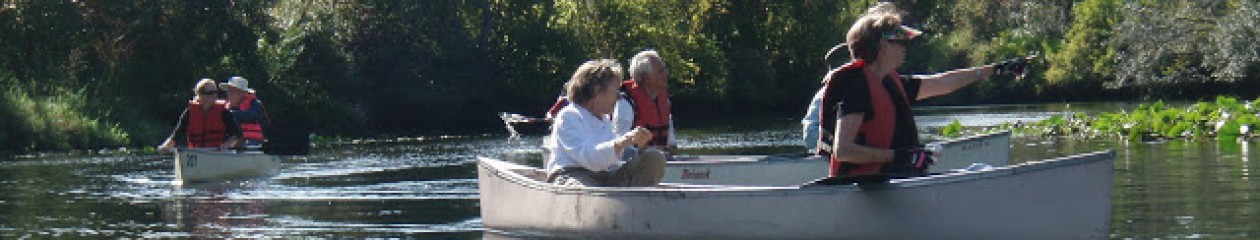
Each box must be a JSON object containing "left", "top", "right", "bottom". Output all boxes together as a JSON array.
[{"left": 199, "top": 89, "right": 220, "bottom": 95}]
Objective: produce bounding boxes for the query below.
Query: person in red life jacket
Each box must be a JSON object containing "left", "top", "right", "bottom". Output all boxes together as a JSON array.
[
  {"left": 158, "top": 78, "right": 243, "bottom": 153},
  {"left": 220, "top": 76, "right": 270, "bottom": 150},
  {"left": 819, "top": 3, "right": 1032, "bottom": 178},
  {"left": 544, "top": 59, "right": 664, "bottom": 187},
  {"left": 613, "top": 50, "right": 678, "bottom": 156}
]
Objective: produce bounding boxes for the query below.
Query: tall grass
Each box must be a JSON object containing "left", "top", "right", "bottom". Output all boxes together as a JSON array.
[{"left": 0, "top": 86, "right": 129, "bottom": 153}]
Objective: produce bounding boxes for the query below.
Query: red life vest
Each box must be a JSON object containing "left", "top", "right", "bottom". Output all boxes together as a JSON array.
[
  {"left": 545, "top": 95, "right": 568, "bottom": 119},
  {"left": 622, "top": 79, "right": 672, "bottom": 147},
  {"left": 230, "top": 93, "right": 267, "bottom": 141},
  {"left": 187, "top": 100, "right": 230, "bottom": 148},
  {"left": 820, "top": 60, "right": 910, "bottom": 177}
]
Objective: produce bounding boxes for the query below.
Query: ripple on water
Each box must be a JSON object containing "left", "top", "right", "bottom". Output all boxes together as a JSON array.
[
  {"left": 273, "top": 155, "right": 474, "bottom": 181},
  {"left": 24, "top": 104, "right": 1257, "bottom": 238},
  {"left": 251, "top": 216, "right": 483, "bottom": 234},
  {"left": 915, "top": 112, "right": 1062, "bottom": 127},
  {"left": 242, "top": 179, "right": 479, "bottom": 201}
]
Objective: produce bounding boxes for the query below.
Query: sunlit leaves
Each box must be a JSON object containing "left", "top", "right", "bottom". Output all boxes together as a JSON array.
[
  {"left": 939, "top": 119, "right": 964, "bottom": 138},
  {"left": 1111, "top": 0, "right": 1248, "bottom": 88},
  {"left": 1044, "top": 0, "right": 1118, "bottom": 88},
  {"left": 998, "top": 96, "right": 1260, "bottom": 141},
  {"left": 1206, "top": 1, "right": 1260, "bottom": 82}
]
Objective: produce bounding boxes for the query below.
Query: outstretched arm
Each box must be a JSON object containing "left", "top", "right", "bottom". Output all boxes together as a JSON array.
[
  {"left": 914, "top": 65, "right": 995, "bottom": 100},
  {"left": 915, "top": 55, "right": 1035, "bottom": 100},
  {"left": 158, "top": 109, "right": 191, "bottom": 153}
]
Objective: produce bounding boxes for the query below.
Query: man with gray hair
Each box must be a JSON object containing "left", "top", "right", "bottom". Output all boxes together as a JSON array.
[
  {"left": 220, "top": 76, "right": 270, "bottom": 151},
  {"left": 613, "top": 50, "right": 678, "bottom": 156}
]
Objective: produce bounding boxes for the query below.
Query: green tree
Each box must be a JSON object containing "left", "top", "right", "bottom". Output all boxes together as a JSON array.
[
  {"left": 1043, "top": 0, "right": 1120, "bottom": 98},
  {"left": 476, "top": 0, "right": 586, "bottom": 115},
  {"left": 1207, "top": 1, "right": 1260, "bottom": 88},
  {"left": 1110, "top": 1, "right": 1228, "bottom": 90}
]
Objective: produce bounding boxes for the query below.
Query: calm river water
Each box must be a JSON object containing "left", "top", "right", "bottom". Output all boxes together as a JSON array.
[{"left": 1, "top": 103, "right": 1257, "bottom": 238}]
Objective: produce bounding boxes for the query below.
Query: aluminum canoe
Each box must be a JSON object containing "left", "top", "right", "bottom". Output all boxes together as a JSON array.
[{"left": 477, "top": 149, "right": 1114, "bottom": 239}]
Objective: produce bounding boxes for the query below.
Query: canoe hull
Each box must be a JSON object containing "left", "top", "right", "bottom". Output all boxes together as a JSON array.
[
  {"left": 174, "top": 149, "right": 281, "bottom": 183},
  {"left": 478, "top": 150, "right": 1113, "bottom": 238}
]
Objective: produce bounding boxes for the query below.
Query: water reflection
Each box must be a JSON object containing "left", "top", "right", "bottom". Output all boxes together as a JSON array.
[
  {"left": 161, "top": 182, "right": 268, "bottom": 238},
  {"left": 1107, "top": 138, "right": 1260, "bottom": 239},
  {"left": 0, "top": 139, "right": 489, "bottom": 238},
  {"left": 1, "top": 103, "right": 1259, "bottom": 238}
]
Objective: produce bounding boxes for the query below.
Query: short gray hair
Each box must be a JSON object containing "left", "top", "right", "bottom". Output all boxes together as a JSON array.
[
  {"left": 629, "top": 50, "right": 663, "bottom": 81},
  {"left": 565, "top": 59, "right": 624, "bottom": 104}
]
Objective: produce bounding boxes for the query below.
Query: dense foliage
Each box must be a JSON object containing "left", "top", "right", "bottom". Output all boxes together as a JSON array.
[{"left": 2, "top": 0, "right": 1259, "bottom": 153}]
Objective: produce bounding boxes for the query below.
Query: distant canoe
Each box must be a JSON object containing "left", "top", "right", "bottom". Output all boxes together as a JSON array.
[
  {"left": 174, "top": 149, "right": 281, "bottom": 184},
  {"left": 477, "top": 149, "right": 1114, "bottom": 238},
  {"left": 499, "top": 112, "right": 551, "bottom": 136},
  {"left": 662, "top": 131, "right": 1012, "bottom": 186}
]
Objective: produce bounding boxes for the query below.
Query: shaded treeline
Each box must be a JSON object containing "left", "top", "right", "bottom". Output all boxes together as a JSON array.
[{"left": 2, "top": 0, "right": 1259, "bottom": 153}]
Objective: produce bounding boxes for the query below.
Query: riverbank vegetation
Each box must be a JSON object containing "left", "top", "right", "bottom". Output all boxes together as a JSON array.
[
  {"left": 941, "top": 96, "right": 1260, "bottom": 141},
  {"left": 3, "top": 1, "right": 1260, "bottom": 153}
]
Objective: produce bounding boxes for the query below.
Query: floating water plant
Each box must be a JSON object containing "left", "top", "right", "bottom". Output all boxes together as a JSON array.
[{"left": 946, "top": 96, "right": 1260, "bottom": 141}]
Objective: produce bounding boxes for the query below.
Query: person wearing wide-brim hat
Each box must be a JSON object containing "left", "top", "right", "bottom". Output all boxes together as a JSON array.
[
  {"left": 817, "top": 2, "right": 1035, "bottom": 179},
  {"left": 220, "top": 76, "right": 256, "bottom": 94},
  {"left": 220, "top": 76, "right": 271, "bottom": 150}
]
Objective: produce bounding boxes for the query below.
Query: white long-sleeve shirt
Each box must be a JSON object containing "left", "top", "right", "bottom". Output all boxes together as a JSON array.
[
  {"left": 802, "top": 87, "right": 825, "bottom": 150},
  {"left": 612, "top": 98, "right": 677, "bottom": 145},
  {"left": 545, "top": 104, "right": 621, "bottom": 172}
]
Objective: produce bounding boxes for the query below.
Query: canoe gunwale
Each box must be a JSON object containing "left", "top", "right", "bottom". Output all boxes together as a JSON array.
[
  {"left": 929, "top": 130, "right": 1011, "bottom": 148},
  {"left": 891, "top": 150, "right": 1112, "bottom": 188}
]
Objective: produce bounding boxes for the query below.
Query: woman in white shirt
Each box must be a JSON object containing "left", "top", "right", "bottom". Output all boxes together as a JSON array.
[{"left": 545, "top": 59, "right": 664, "bottom": 187}]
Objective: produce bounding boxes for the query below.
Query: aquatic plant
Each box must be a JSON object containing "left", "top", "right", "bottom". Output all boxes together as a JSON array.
[
  {"left": 940, "top": 119, "right": 965, "bottom": 138},
  {"left": 985, "top": 96, "right": 1260, "bottom": 141}
]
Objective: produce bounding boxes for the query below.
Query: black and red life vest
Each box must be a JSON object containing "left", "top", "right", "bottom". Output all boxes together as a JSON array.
[
  {"left": 819, "top": 60, "right": 910, "bottom": 177},
  {"left": 621, "top": 79, "right": 672, "bottom": 147},
  {"left": 229, "top": 93, "right": 267, "bottom": 142},
  {"left": 187, "top": 100, "right": 229, "bottom": 148}
]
